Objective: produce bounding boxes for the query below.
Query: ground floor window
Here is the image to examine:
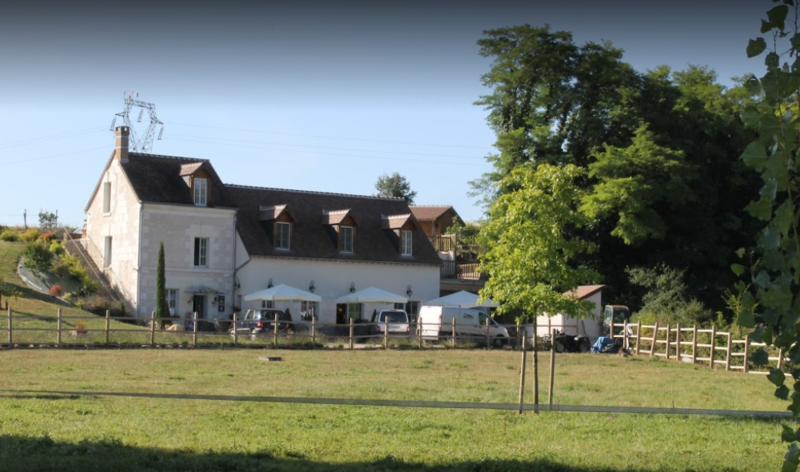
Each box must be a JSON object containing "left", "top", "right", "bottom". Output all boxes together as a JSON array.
[
  {"left": 167, "top": 288, "right": 178, "bottom": 315},
  {"left": 261, "top": 300, "right": 274, "bottom": 309},
  {"left": 301, "top": 301, "right": 316, "bottom": 321},
  {"left": 348, "top": 303, "right": 362, "bottom": 321}
]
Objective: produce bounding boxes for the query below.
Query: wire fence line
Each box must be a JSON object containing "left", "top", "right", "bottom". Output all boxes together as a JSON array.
[{"left": 0, "top": 389, "right": 792, "bottom": 418}]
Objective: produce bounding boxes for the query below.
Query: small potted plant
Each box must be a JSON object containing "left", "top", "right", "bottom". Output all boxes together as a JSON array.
[{"left": 70, "top": 320, "right": 89, "bottom": 338}]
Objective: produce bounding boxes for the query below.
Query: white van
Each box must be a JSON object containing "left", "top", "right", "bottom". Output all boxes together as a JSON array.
[{"left": 418, "top": 305, "right": 509, "bottom": 347}]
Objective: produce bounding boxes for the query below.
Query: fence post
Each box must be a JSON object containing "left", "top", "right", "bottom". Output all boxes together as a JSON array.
[
  {"left": 549, "top": 329, "right": 556, "bottom": 409},
  {"left": 349, "top": 317, "right": 354, "bottom": 351},
  {"left": 417, "top": 318, "right": 422, "bottom": 349},
  {"left": 57, "top": 308, "right": 62, "bottom": 347},
  {"left": 311, "top": 316, "right": 316, "bottom": 347},
  {"left": 485, "top": 317, "right": 490, "bottom": 349},
  {"left": 623, "top": 319, "right": 629, "bottom": 350},
  {"left": 635, "top": 320, "right": 641, "bottom": 355},
  {"left": 518, "top": 331, "right": 527, "bottom": 415},
  {"left": 778, "top": 348, "right": 784, "bottom": 371},
  {"left": 105, "top": 310, "right": 110, "bottom": 346},
  {"left": 710, "top": 324, "right": 716, "bottom": 370},
  {"left": 6, "top": 307, "right": 11, "bottom": 349},
  {"left": 692, "top": 324, "right": 697, "bottom": 364},
  {"left": 193, "top": 312, "right": 198, "bottom": 347},
  {"left": 743, "top": 335, "right": 750, "bottom": 373},
  {"left": 452, "top": 318, "right": 457, "bottom": 348},
  {"left": 665, "top": 325, "right": 670, "bottom": 360},
  {"left": 150, "top": 311, "right": 156, "bottom": 347},
  {"left": 384, "top": 315, "right": 389, "bottom": 350},
  {"left": 232, "top": 313, "right": 238, "bottom": 348},
  {"left": 675, "top": 323, "right": 681, "bottom": 362},
  {"left": 516, "top": 321, "right": 520, "bottom": 349},
  {"left": 651, "top": 322, "right": 658, "bottom": 358},
  {"left": 274, "top": 313, "right": 279, "bottom": 349},
  {"left": 725, "top": 332, "right": 732, "bottom": 371}
]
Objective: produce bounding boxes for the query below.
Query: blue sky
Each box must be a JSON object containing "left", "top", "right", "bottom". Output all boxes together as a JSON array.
[{"left": 0, "top": 1, "right": 769, "bottom": 227}]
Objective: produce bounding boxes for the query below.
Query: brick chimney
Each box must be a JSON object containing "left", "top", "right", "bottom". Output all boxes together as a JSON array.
[{"left": 114, "top": 126, "right": 130, "bottom": 163}]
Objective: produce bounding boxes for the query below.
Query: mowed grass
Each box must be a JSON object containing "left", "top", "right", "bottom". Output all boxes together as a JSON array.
[{"left": 0, "top": 348, "right": 793, "bottom": 471}]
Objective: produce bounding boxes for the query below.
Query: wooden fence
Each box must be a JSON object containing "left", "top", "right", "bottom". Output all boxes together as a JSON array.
[{"left": 609, "top": 320, "right": 782, "bottom": 374}]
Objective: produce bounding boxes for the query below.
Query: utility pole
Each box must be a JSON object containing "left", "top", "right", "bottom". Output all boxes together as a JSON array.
[{"left": 23, "top": 209, "right": 27, "bottom": 230}]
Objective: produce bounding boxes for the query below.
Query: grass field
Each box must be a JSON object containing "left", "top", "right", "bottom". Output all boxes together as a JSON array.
[{"left": 0, "top": 241, "right": 794, "bottom": 471}]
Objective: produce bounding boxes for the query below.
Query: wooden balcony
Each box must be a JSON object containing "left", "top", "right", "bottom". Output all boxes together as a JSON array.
[
  {"left": 441, "top": 261, "right": 487, "bottom": 281},
  {"left": 429, "top": 235, "right": 456, "bottom": 253}
]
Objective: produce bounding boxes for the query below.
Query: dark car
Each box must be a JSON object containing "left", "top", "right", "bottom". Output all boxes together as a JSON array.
[{"left": 230, "top": 309, "right": 293, "bottom": 338}]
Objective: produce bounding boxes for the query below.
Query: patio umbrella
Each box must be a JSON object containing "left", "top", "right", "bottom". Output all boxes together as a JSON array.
[
  {"left": 243, "top": 284, "right": 321, "bottom": 302},
  {"left": 424, "top": 290, "right": 496, "bottom": 308},
  {"left": 335, "top": 286, "right": 407, "bottom": 304}
]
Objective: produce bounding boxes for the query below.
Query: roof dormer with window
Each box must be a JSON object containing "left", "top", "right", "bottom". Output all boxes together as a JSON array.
[
  {"left": 259, "top": 204, "right": 294, "bottom": 251},
  {"left": 322, "top": 209, "right": 356, "bottom": 254},
  {"left": 180, "top": 162, "right": 213, "bottom": 207},
  {"left": 382, "top": 213, "right": 417, "bottom": 257}
]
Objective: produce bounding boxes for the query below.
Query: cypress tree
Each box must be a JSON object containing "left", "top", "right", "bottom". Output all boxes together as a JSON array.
[{"left": 155, "top": 241, "right": 169, "bottom": 327}]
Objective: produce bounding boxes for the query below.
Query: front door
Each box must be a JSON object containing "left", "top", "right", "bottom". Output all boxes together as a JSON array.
[
  {"left": 193, "top": 295, "right": 206, "bottom": 319},
  {"left": 336, "top": 304, "right": 347, "bottom": 324}
]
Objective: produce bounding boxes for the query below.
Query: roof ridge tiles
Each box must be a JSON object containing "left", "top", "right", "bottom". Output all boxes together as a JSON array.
[
  {"left": 225, "top": 183, "right": 405, "bottom": 201},
  {"left": 129, "top": 152, "right": 208, "bottom": 162}
]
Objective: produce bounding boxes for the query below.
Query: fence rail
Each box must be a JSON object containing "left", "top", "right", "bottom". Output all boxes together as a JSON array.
[{"left": 609, "top": 320, "right": 781, "bottom": 375}]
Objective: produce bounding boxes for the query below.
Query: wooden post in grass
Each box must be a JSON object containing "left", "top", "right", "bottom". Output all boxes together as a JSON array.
[
  {"left": 725, "top": 333, "right": 732, "bottom": 371},
  {"left": 452, "top": 318, "right": 457, "bottom": 348},
  {"left": 778, "top": 348, "right": 784, "bottom": 370},
  {"left": 311, "top": 316, "right": 316, "bottom": 347},
  {"left": 193, "top": 312, "right": 198, "bottom": 347},
  {"left": 57, "top": 308, "right": 62, "bottom": 347},
  {"left": 232, "top": 313, "right": 238, "bottom": 347},
  {"left": 417, "top": 318, "right": 422, "bottom": 349},
  {"left": 743, "top": 335, "right": 750, "bottom": 373},
  {"left": 485, "top": 317, "right": 490, "bottom": 349},
  {"left": 665, "top": 325, "right": 670, "bottom": 360},
  {"left": 7, "top": 307, "right": 11, "bottom": 349},
  {"left": 384, "top": 315, "right": 389, "bottom": 350},
  {"left": 692, "top": 324, "right": 697, "bottom": 364},
  {"left": 675, "top": 323, "right": 681, "bottom": 362},
  {"left": 651, "top": 322, "right": 658, "bottom": 358},
  {"left": 623, "top": 319, "right": 629, "bottom": 350},
  {"left": 532, "top": 324, "right": 539, "bottom": 415},
  {"left": 710, "top": 324, "right": 716, "bottom": 370},
  {"left": 518, "top": 331, "right": 527, "bottom": 415},
  {"left": 105, "top": 310, "right": 110, "bottom": 346},
  {"left": 349, "top": 317, "right": 354, "bottom": 351},
  {"left": 273, "top": 312, "right": 279, "bottom": 349},
  {"left": 635, "top": 320, "right": 641, "bottom": 355},
  {"left": 549, "top": 329, "right": 556, "bottom": 409},
  {"left": 150, "top": 311, "right": 156, "bottom": 347}
]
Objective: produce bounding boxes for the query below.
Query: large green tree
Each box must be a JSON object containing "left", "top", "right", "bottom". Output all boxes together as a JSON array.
[
  {"left": 155, "top": 241, "right": 170, "bottom": 327},
  {"left": 733, "top": 2, "right": 800, "bottom": 470},
  {"left": 474, "top": 24, "right": 759, "bottom": 318}
]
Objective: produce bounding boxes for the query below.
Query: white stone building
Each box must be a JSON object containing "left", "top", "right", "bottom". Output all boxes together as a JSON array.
[{"left": 83, "top": 127, "right": 441, "bottom": 324}]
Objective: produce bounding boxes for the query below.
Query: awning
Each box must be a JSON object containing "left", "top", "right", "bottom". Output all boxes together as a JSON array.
[
  {"left": 243, "top": 284, "right": 321, "bottom": 303},
  {"left": 184, "top": 285, "right": 223, "bottom": 295},
  {"left": 424, "top": 290, "right": 497, "bottom": 308},
  {"left": 336, "top": 287, "right": 407, "bottom": 304}
]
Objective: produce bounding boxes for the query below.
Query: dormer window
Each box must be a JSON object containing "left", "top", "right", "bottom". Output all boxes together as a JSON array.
[
  {"left": 401, "top": 230, "right": 413, "bottom": 256},
  {"left": 340, "top": 226, "right": 354, "bottom": 253},
  {"left": 194, "top": 178, "right": 208, "bottom": 207},
  {"left": 276, "top": 222, "right": 291, "bottom": 250}
]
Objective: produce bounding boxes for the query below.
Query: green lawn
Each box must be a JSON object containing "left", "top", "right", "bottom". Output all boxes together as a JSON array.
[{"left": 0, "top": 241, "right": 793, "bottom": 471}]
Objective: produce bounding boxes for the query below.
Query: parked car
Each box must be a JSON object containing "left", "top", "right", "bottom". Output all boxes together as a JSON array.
[
  {"left": 230, "top": 309, "right": 295, "bottom": 338},
  {"left": 370, "top": 309, "right": 410, "bottom": 337}
]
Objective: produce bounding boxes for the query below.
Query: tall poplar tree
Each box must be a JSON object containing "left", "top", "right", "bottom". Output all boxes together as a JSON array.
[{"left": 155, "top": 241, "right": 169, "bottom": 328}]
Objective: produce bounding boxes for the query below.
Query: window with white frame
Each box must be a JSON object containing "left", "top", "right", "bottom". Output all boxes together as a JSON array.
[
  {"left": 400, "top": 230, "right": 413, "bottom": 256},
  {"left": 167, "top": 289, "right": 179, "bottom": 315},
  {"left": 194, "top": 237, "right": 208, "bottom": 267},
  {"left": 261, "top": 300, "right": 274, "bottom": 309},
  {"left": 102, "top": 182, "right": 111, "bottom": 214},
  {"left": 339, "top": 226, "right": 354, "bottom": 253},
  {"left": 347, "top": 303, "right": 362, "bottom": 320},
  {"left": 275, "top": 222, "right": 291, "bottom": 250},
  {"left": 103, "top": 236, "right": 112, "bottom": 267},
  {"left": 301, "top": 301, "right": 317, "bottom": 321},
  {"left": 194, "top": 178, "right": 208, "bottom": 207}
]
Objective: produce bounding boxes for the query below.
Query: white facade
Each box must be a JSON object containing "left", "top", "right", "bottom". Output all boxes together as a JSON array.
[
  {"left": 525, "top": 290, "right": 604, "bottom": 342},
  {"left": 235, "top": 254, "right": 439, "bottom": 324}
]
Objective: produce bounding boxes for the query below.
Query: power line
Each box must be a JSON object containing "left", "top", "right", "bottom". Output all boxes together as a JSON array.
[
  {"left": 0, "top": 146, "right": 108, "bottom": 167},
  {"left": 0, "top": 127, "right": 105, "bottom": 151},
  {"left": 166, "top": 133, "right": 487, "bottom": 160},
  {"left": 167, "top": 137, "right": 489, "bottom": 167},
  {"left": 166, "top": 121, "right": 493, "bottom": 150}
]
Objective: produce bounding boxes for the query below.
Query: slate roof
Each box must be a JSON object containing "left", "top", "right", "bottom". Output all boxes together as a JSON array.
[
  {"left": 227, "top": 185, "right": 442, "bottom": 266},
  {"left": 121, "top": 153, "right": 237, "bottom": 208},
  {"left": 562, "top": 285, "right": 605, "bottom": 300}
]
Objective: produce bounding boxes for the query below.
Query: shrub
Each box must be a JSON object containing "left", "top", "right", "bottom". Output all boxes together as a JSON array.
[
  {"left": 38, "top": 232, "right": 56, "bottom": 243},
  {"left": 0, "top": 230, "right": 19, "bottom": 242},
  {"left": 74, "top": 320, "right": 87, "bottom": 331},
  {"left": 49, "top": 241, "right": 65, "bottom": 256},
  {"left": 48, "top": 283, "right": 64, "bottom": 297},
  {"left": 83, "top": 295, "right": 111, "bottom": 315},
  {"left": 81, "top": 278, "right": 99, "bottom": 296},
  {"left": 19, "top": 228, "right": 41, "bottom": 243},
  {"left": 52, "top": 259, "right": 71, "bottom": 278},
  {"left": 22, "top": 242, "right": 54, "bottom": 272}
]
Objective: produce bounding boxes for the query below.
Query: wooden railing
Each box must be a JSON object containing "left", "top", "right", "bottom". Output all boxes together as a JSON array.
[
  {"left": 441, "top": 261, "right": 487, "bottom": 280},
  {"left": 429, "top": 235, "right": 456, "bottom": 253}
]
